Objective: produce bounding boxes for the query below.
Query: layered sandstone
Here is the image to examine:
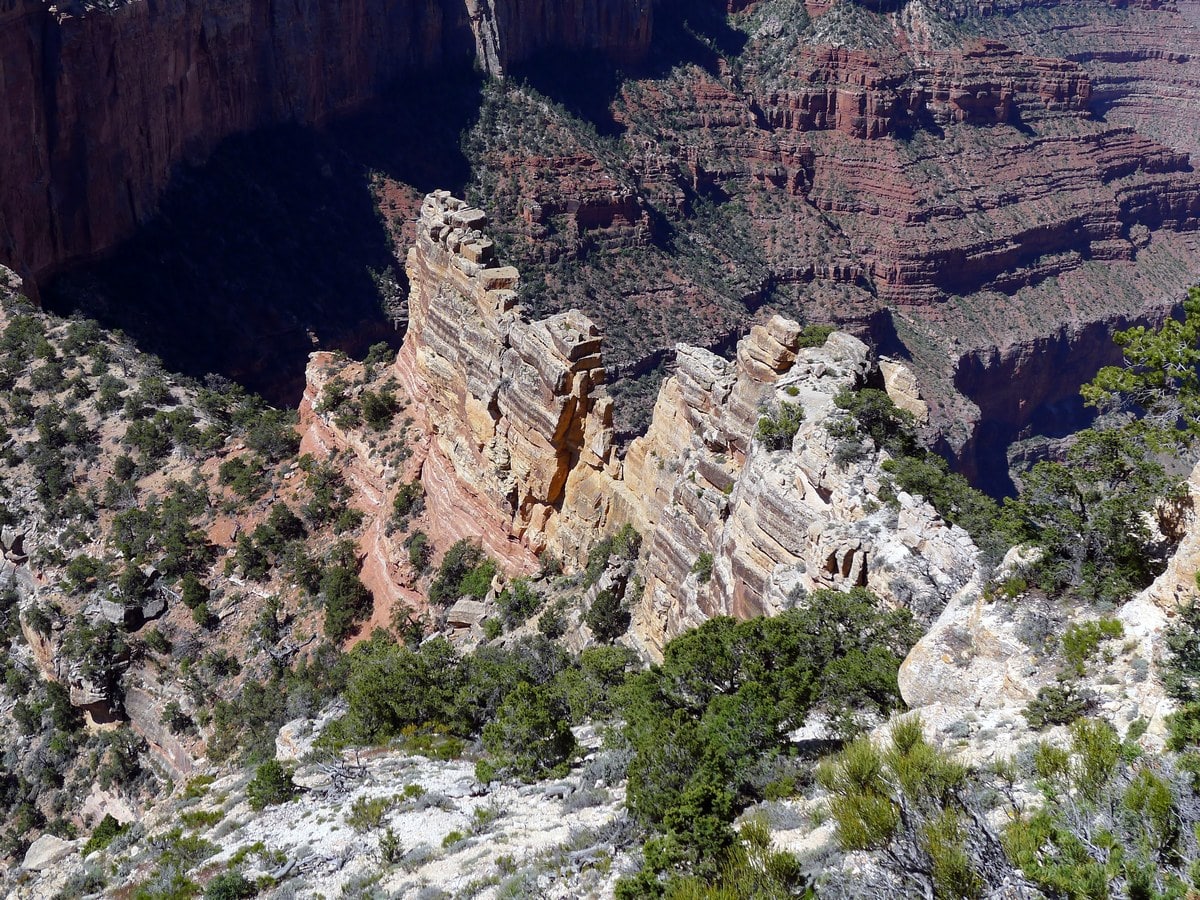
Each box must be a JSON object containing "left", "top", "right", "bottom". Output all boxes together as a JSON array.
[
  {"left": 622, "top": 324, "right": 979, "bottom": 653},
  {"left": 395, "top": 192, "right": 621, "bottom": 570},
  {"left": 395, "top": 192, "right": 979, "bottom": 654},
  {"left": 0, "top": 0, "right": 652, "bottom": 288}
]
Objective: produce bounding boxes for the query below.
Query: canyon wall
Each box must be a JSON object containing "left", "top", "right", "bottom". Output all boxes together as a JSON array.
[
  {"left": 395, "top": 192, "right": 979, "bottom": 654},
  {"left": 0, "top": 0, "right": 651, "bottom": 289}
]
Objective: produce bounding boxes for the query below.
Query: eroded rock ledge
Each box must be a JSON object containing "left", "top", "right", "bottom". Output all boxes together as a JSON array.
[{"left": 388, "top": 192, "right": 980, "bottom": 654}]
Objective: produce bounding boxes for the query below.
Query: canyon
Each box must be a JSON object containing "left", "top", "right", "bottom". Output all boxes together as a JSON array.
[
  {"left": 5, "top": 0, "right": 1200, "bottom": 484},
  {"left": 0, "top": 0, "right": 651, "bottom": 289}
]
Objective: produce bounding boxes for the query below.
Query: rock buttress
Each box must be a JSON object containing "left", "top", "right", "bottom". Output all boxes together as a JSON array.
[
  {"left": 622, "top": 323, "right": 980, "bottom": 655},
  {"left": 393, "top": 194, "right": 980, "bottom": 656},
  {"left": 395, "top": 192, "right": 621, "bottom": 572}
]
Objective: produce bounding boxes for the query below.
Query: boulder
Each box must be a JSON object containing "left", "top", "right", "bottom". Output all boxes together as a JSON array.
[{"left": 23, "top": 833, "right": 77, "bottom": 871}]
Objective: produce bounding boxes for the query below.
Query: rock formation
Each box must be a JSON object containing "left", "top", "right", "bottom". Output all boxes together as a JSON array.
[
  {"left": 467, "top": 0, "right": 1200, "bottom": 471},
  {"left": 956, "top": 0, "right": 1200, "bottom": 156},
  {"left": 0, "top": 0, "right": 652, "bottom": 289},
  {"left": 395, "top": 192, "right": 979, "bottom": 655},
  {"left": 897, "top": 459, "right": 1200, "bottom": 760},
  {"left": 620, "top": 322, "right": 979, "bottom": 653},
  {"left": 395, "top": 192, "right": 622, "bottom": 571}
]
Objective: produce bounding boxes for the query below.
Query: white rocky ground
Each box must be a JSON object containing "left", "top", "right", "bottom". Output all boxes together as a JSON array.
[{"left": 11, "top": 720, "right": 637, "bottom": 900}]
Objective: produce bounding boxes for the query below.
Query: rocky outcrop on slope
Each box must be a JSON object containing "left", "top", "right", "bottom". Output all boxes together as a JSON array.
[
  {"left": 758, "top": 40, "right": 1091, "bottom": 140},
  {"left": 897, "top": 461, "right": 1200, "bottom": 761},
  {"left": 0, "top": 0, "right": 652, "bottom": 289},
  {"left": 10, "top": 727, "right": 636, "bottom": 900},
  {"left": 395, "top": 192, "right": 979, "bottom": 654},
  {"left": 395, "top": 192, "right": 621, "bottom": 571},
  {"left": 621, "top": 323, "right": 979, "bottom": 653}
]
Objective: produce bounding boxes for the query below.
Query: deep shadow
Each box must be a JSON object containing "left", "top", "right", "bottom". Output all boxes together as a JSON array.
[
  {"left": 45, "top": 73, "right": 485, "bottom": 407},
  {"left": 510, "top": 0, "right": 747, "bottom": 138},
  {"left": 331, "top": 70, "right": 485, "bottom": 197}
]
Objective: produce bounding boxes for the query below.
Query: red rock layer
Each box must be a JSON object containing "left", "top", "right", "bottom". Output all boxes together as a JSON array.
[
  {"left": 968, "top": 0, "right": 1200, "bottom": 157},
  {"left": 0, "top": 0, "right": 652, "bottom": 288}
]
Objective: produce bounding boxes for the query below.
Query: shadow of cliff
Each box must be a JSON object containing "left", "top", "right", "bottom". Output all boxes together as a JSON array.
[
  {"left": 44, "top": 73, "right": 485, "bottom": 407},
  {"left": 509, "top": 0, "right": 746, "bottom": 137}
]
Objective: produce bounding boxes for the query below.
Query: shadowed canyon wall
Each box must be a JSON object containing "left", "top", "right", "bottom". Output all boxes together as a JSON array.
[{"left": 0, "top": 0, "right": 651, "bottom": 288}]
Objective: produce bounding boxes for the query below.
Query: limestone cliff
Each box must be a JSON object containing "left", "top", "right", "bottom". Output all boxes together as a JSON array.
[
  {"left": 621, "top": 323, "right": 979, "bottom": 653},
  {"left": 395, "top": 192, "right": 979, "bottom": 655}
]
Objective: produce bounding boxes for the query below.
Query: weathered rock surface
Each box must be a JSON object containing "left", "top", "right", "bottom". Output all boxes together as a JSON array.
[
  {"left": 621, "top": 325, "right": 979, "bottom": 653},
  {"left": 395, "top": 192, "right": 621, "bottom": 570},
  {"left": 395, "top": 192, "right": 979, "bottom": 655},
  {"left": 21, "top": 834, "right": 77, "bottom": 873},
  {"left": 898, "top": 459, "right": 1200, "bottom": 758}
]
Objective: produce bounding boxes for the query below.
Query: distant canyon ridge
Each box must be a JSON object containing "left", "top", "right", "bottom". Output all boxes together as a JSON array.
[{"left": 3, "top": 0, "right": 1200, "bottom": 491}]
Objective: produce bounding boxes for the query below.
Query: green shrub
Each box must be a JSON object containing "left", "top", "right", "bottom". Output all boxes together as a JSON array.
[
  {"left": 1167, "top": 702, "right": 1200, "bottom": 751},
  {"left": 1163, "top": 599, "right": 1200, "bottom": 703},
  {"left": 429, "top": 540, "right": 495, "bottom": 605},
  {"left": 621, "top": 589, "right": 919, "bottom": 872},
  {"left": 143, "top": 627, "right": 171, "bottom": 654},
  {"left": 538, "top": 600, "right": 568, "bottom": 639},
  {"left": 203, "top": 871, "right": 257, "bottom": 900},
  {"left": 81, "top": 813, "right": 128, "bottom": 856},
  {"left": 818, "top": 718, "right": 982, "bottom": 898},
  {"left": 1062, "top": 618, "right": 1124, "bottom": 675},
  {"left": 246, "top": 760, "right": 297, "bottom": 811},
  {"left": 406, "top": 531, "right": 430, "bottom": 573},
  {"left": 182, "top": 775, "right": 215, "bottom": 799},
  {"left": 755, "top": 402, "right": 804, "bottom": 452},
  {"left": 392, "top": 481, "right": 423, "bottom": 520},
  {"left": 797, "top": 324, "right": 834, "bottom": 348},
  {"left": 361, "top": 390, "right": 399, "bottom": 431},
  {"left": 321, "top": 566, "right": 373, "bottom": 642},
  {"left": 1023, "top": 683, "right": 1093, "bottom": 730},
  {"left": 584, "top": 588, "right": 630, "bottom": 643},
  {"left": 365, "top": 342, "right": 394, "bottom": 368},
  {"left": 496, "top": 578, "right": 542, "bottom": 629},
  {"left": 583, "top": 524, "right": 641, "bottom": 586},
  {"left": 346, "top": 795, "right": 393, "bottom": 832},
  {"left": 218, "top": 457, "right": 266, "bottom": 501},
  {"left": 690, "top": 552, "right": 714, "bottom": 584},
  {"left": 179, "top": 809, "right": 223, "bottom": 830},
  {"left": 482, "top": 683, "right": 575, "bottom": 780}
]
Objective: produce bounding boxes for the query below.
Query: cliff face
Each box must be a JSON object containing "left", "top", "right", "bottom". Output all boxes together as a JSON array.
[
  {"left": 395, "top": 192, "right": 621, "bottom": 571},
  {"left": 466, "top": 0, "right": 652, "bottom": 76},
  {"left": 0, "top": 0, "right": 651, "bottom": 288},
  {"left": 396, "top": 192, "right": 979, "bottom": 654},
  {"left": 944, "top": 0, "right": 1200, "bottom": 155},
  {"left": 621, "top": 323, "right": 978, "bottom": 653}
]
